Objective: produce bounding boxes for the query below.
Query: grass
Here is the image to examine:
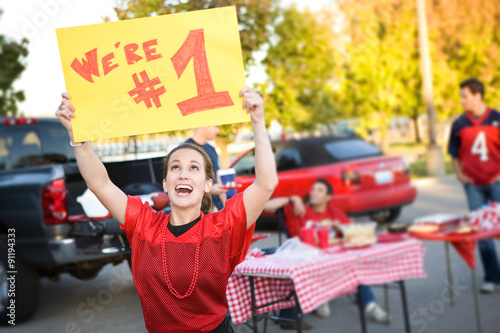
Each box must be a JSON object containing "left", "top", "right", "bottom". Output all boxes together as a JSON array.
[
  {"left": 386, "top": 141, "right": 455, "bottom": 179},
  {"left": 405, "top": 149, "right": 455, "bottom": 179},
  {"left": 409, "top": 156, "right": 454, "bottom": 179},
  {"left": 389, "top": 141, "right": 426, "bottom": 149}
]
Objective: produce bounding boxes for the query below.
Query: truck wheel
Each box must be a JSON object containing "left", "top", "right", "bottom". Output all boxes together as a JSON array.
[
  {"left": 0, "top": 238, "right": 39, "bottom": 324},
  {"left": 369, "top": 207, "right": 402, "bottom": 224}
]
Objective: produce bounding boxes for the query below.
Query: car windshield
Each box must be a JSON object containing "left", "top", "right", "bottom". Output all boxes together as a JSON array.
[
  {"left": 232, "top": 149, "right": 256, "bottom": 176},
  {"left": 324, "top": 139, "right": 382, "bottom": 161},
  {"left": 0, "top": 122, "right": 75, "bottom": 171}
]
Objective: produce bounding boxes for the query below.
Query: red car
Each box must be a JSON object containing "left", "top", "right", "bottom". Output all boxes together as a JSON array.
[{"left": 230, "top": 135, "right": 416, "bottom": 223}]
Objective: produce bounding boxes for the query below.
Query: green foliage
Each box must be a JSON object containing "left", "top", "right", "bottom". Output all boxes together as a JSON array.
[
  {"left": 327, "top": 0, "right": 500, "bottom": 148},
  {"left": 0, "top": 12, "right": 29, "bottom": 116},
  {"left": 112, "top": 0, "right": 279, "bottom": 67},
  {"left": 428, "top": 0, "right": 500, "bottom": 119},
  {"left": 334, "top": 0, "right": 422, "bottom": 149},
  {"left": 262, "top": 6, "right": 339, "bottom": 132}
]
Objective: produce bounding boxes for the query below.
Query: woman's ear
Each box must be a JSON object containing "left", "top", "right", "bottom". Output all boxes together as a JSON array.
[
  {"left": 205, "top": 179, "right": 213, "bottom": 193},
  {"left": 162, "top": 179, "right": 168, "bottom": 193}
]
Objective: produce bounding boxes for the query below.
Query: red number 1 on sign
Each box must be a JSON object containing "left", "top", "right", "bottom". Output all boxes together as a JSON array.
[{"left": 171, "top": 29, "right": 234, "bottom": 116}]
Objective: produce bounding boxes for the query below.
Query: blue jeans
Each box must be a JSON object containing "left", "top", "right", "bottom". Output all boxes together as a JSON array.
[
  {"left": 356, "top": 285, "right": 376, "bottom": 307},
  {"left": 278, "top": 307, "right": 301, "bottom": 325},
  {"left": 463, "top": 182, "right": 500, "bottom": 283}
]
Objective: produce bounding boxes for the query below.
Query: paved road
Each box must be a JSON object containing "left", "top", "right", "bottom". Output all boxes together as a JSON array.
[{"left": 5, "top": 176, "right": 500, "bottom": 333}]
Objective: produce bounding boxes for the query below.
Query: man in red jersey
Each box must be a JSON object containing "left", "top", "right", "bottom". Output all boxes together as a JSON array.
[
  {"left": 448, "top": 78, "right": 500, "bottom": 293},
  {"left": 264, "top": 179, "right": 389, "bottom": 330}
]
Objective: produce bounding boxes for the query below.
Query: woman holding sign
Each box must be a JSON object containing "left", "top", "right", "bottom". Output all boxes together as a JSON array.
[{"left": 56, "top": 87, "right": 277, "bottom": 333}]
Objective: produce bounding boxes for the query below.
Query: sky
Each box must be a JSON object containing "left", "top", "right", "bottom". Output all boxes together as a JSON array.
[{"left": 0, "top": 0, "right": 331, "bottom": 117}]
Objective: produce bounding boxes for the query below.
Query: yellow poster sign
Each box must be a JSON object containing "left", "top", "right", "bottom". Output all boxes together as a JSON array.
[{"left": 56, "top": 6, "right": 248, "bottom": 142}]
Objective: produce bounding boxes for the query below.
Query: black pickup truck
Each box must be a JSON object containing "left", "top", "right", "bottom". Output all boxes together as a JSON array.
[{"left": 0, "top": 117, "right": 167, "bottom": 323}]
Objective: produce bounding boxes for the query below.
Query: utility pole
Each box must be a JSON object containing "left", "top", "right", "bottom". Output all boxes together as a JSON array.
[{"left": 416, "top": 0, "right": 445, "bottom": 176}]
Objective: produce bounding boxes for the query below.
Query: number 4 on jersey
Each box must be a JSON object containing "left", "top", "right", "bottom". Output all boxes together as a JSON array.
[{"left": 471, "top": 131, "right": 488, "bottom": 162}]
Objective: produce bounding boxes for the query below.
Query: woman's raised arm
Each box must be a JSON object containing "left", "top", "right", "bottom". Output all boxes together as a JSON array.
[
  {"left": 240, "top": 87, "right": 278, "bottom": 228},
  {"left": 56, "top": 93, "right": 128, "bottom": 224}
]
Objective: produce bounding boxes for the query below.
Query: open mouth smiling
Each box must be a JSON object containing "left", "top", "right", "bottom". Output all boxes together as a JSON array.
[{"left": 175, "top": 184, "right": 193, "bottom": 194}]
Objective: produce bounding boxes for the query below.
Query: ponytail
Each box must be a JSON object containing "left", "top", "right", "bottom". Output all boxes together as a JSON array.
[{"left": 201, "top": 192, "right": 213, "bottom": 215}]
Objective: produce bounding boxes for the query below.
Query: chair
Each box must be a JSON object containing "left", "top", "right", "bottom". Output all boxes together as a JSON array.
[{"left": 276, "top": 208, "right": 290, "bottom": 246}]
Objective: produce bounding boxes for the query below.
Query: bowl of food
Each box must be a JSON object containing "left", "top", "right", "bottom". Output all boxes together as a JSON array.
[{"left": 340, "top": 222, "right": 377, "bottom": 248}]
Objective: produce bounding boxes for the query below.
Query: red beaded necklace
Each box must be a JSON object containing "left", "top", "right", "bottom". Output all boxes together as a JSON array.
[{"left": 161, "top": 213, "right": 204, "bottom": 299}]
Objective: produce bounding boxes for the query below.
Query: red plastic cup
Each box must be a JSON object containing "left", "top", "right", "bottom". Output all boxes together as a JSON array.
[
  {"left": 300, "top": 227, "right": 315, "bottom": 246},
  {"left": 317, "top": 228, "right": 330, "bottom": 249}
]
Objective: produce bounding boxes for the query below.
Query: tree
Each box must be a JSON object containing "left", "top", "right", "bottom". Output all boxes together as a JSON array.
[
  {"left": 427, "top": 0, "right": 500, "bottom": 119},
  {"left": 0, "top": 11, "right": 29, "bottom": 117},
  {"left": 113, "top": 0, "right": 278, "bottom": 67},
  {"left": 334, "top": 0, "right": 500, "bottom": 151},
  {"left": 111, "top": 0, "right": 280, "bottom": 167},
  {"left": 334, "top": 0, "right": 423, "bottom": 151},
  {"left": 262, "top": 6, "right": 339, "bottom": 133}
]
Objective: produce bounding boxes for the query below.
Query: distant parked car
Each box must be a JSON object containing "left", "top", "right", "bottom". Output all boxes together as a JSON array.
[{"left": 230, "top": 135, "right": 416, "bottom": 223}]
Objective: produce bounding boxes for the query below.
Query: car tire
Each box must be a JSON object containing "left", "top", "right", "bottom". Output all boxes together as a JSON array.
[
  {"left": 0, "top": 237, "right": 39, "bottom": 325},
  {"left": 369, "top": 207, "right": 402, "bottom": 224}
]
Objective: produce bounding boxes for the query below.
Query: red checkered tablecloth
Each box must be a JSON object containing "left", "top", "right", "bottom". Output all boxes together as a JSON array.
[{"left": 226, "top": 238, "right": 426, "bottom": 324}]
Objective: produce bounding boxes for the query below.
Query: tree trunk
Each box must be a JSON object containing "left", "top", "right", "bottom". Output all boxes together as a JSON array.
[
  {"left": 214, "top": 136, "right": 230, "bottom": 169},
  {"left": 379, "top": 113, "right": 390, "bottom": 153},
  {"left": 412, "top": 111, "right": 421, "bottom": 143},
  {"left": 380, "top": 127, "right": 390, "bottom": 153}
]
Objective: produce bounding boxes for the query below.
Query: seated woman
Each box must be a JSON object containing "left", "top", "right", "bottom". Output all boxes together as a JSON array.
[{"left": 264, "top": 179, "right": 389, "bottom": 330}]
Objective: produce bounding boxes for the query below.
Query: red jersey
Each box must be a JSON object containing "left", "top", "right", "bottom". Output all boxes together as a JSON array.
[
  {"left": 121, "top": 193, "right": 254, "bottom": 333},
  {"left": 448, "top": 108, "right": 500, "bottom": 185},
  {"left": 283, "top": 203, "right": 350, "bottom": 238}
]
